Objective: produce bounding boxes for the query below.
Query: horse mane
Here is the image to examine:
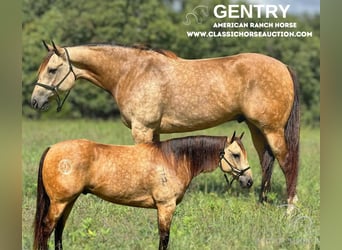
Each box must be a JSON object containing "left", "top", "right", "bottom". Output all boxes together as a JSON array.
[
  {"left": 154, "top": 136, "right": 227, "bottom": 177},
  {"left": 37, "top": 42, "right": 177, "bottom": 76},
  {"left": 130, "top": 43, "right": 178, "bottom": 58},
  {"left": 82, "top": 42, "right": 178, "bottom": 59}
]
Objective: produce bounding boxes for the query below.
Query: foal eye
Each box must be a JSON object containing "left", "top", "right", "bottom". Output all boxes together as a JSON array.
[{"left": 48, "top": 68, "right": 57, "bottom": 74}]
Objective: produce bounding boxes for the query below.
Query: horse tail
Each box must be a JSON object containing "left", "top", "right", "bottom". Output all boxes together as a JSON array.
[
  {"left": 33, "top": 147, "right": 51, "bottom": 250},
  {"left": 284, "top": 66, "right": 300, "bottom": 197}
]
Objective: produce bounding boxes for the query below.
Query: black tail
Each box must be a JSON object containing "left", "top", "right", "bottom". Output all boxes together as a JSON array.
[
  {"left": 284, "top": 66, "right": 300, "bottom": 197},
  {"left": 33, "top": 147, "right": 51, "bottom": 250}
]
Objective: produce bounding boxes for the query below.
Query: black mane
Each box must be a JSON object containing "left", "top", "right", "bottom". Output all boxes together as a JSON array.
[{"left": 154, "top": 136, "right": 227, "bottom": 177}]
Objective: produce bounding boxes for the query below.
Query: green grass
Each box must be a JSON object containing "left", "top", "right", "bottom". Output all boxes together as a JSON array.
[{"left": 22, "top": 118, "right": 319, "bottom": 249}]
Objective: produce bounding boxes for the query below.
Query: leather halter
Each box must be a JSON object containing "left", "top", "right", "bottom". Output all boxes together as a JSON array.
[
  {"left": 34, "top": 48, "right": 76, "bottom": 112},
  {"left": 219, "top": 150, "right": 251, "bottom": 187}
]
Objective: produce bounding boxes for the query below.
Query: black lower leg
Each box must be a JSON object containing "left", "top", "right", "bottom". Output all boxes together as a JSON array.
[
  {"left": 159, "top": 232, "right": 170, "bottom": 250},
  {"left": 259, "top": 146, "right": 275, "bottom": 202},
  {"left": 54, "top": 219, "right": 64, "bottom": 250}
]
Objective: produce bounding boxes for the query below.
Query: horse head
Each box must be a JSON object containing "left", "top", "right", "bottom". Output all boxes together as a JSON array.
[
  {"left": 220, "top": 131, "right": 253, "bottom": 188},
  {"left": 31, "top": 40, "right": 77, "bottom": 112}
]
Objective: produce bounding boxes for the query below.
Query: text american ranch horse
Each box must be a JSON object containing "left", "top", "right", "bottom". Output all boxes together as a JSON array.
[{"left": 30, "top": 42, "right": 300, "bottom": 210}]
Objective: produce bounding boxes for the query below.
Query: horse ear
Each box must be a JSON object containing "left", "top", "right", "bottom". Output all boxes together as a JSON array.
[
  {"left": 240, "top": 132, "right": 244, "bottom": 140},
  {"left": 42, "top": 40, "right": 52, "bottom": 51},
  {"left": 51, "top": 40, "right": 64, "bottom": 57},
  {"left": 230, "top": 131, "right": 236, "bottom": 143}
]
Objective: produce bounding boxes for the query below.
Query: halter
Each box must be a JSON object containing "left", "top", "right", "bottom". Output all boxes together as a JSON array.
[
  {"left": 219, "top": 150, "right": 250, "bottom": 188},
  {"left": 34, "top": 48, "right": 76, "bottom": 112}
]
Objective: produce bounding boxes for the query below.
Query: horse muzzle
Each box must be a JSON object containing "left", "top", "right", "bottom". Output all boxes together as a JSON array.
[
  {"left": 31, "top": 96, "right": 50, "bottom": 111},
  {"left": 238, "top": 175, "right": 253, "bottom": 189}
]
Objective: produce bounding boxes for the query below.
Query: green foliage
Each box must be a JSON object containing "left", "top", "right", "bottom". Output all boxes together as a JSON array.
[
  {"left": 22, "top": 119, "right": 319, "bottom": 249},
  {"left": 22, "top": 0, "right": 320, "bottom": 125}
]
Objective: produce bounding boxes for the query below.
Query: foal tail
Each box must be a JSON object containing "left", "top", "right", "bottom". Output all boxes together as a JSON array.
[
  {"left": 284, "top": 66, "right": 300, "bottom": 197},
  {"left": 33, "top": 147, "right": 51, "bottom": 250}
]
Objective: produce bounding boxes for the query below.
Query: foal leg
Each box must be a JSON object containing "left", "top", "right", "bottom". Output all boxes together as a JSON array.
[
  {"left": 246, "top": 122, "right": 275, "bottom": 203},
  {"left": 156, "top": 202, "right": 176, "bottom": 250},
  {"left": 38, "top": 202, "right": 69, "bottom": 250},
  {"left": 54, "top": 200, "right": 77, "bottom": 250}
]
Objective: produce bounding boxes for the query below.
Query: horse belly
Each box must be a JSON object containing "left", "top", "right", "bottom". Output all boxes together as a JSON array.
[
  {"left": 91, "top": 188, "right": 157, "bottom": 208},
  {"left": 159, "top": 115, "right": 233, "bottom": 133},
  {"left": 159, "top": 98, "right": 238, "bottom": 133},
  {"left": 87, "top": 180, "right": 158, "bottom": 208},
  {"left": 87, "top": 168, "right": 157, "bottom": 208},
  {"left": 86, "top": 155, "right": 161, "bottom": 208}
]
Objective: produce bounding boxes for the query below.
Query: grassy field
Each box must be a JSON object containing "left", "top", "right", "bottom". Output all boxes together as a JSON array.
[{"left": 22, "top": 118, "right": 320, "bottom": 249}]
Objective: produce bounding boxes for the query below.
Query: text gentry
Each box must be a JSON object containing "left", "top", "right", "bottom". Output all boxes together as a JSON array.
[{"left": 213, "top": 4, "right": 290, "bottom": 19}]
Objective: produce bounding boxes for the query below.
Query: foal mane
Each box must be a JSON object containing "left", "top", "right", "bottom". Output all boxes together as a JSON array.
[{"left": 154, "top": 136, "right": 227, "bottom": 177}]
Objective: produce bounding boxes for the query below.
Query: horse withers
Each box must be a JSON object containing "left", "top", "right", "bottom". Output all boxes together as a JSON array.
[
  {"left": 30, "top": 41, "right": 299, "bottom": 211},
  {"left": 33, "top": 132, "right": 252, "bottom": 250}
]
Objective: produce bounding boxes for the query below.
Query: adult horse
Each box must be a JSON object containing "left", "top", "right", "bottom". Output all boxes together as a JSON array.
[
  {"left": 30, "top": 41, "right": 300, "bottom": 209},
  {"left": 33, "top": 133, "right": 252, "bottom": 250}
]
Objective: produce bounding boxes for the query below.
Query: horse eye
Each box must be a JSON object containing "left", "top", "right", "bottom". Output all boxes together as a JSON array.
[
  {"left": 232, "top": 153, "right": 240, "bottom": 159},
  {"left": 48, "top": 68, "right": 57, "bottom": 74}
]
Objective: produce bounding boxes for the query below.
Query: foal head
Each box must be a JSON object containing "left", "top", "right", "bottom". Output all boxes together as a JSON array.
[
  {"left": 220, "top": 132, "right": 253, "bottom": 188},
  {"left": 31, "top": 41, "right": 77, "bottom": 111}
]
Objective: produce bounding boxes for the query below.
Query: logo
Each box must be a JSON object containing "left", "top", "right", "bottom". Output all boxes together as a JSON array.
[{"left": 183, "top": 5, "right": 209, "bottom": 25}]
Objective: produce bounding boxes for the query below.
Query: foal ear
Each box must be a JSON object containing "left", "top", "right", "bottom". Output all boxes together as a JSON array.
[
  {"left": 239, "top": 132, "right": 245, "bottom": 140},
  {"left": 51, "top": 40, "right": 64, "bottom": 57},
  {"left": 42, "top": 40, "right": 53, "bottom": 51},
  {"left": 230, "top": 131, "right": 236, "bottom": 143}
]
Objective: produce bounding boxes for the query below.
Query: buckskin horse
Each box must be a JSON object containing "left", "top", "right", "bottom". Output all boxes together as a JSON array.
[
  {"left": 30, "top": 41, "right": 300, "bottom": 210},
  {"left": 33, "top": 133, "right": 252, "bottom": 250}
]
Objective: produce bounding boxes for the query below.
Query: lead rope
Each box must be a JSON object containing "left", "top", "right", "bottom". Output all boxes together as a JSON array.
[{"left": 224, "top": 173, "right": 232, "bottom": 188}]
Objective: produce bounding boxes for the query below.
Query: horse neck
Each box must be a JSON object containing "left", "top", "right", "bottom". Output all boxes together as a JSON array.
[
  {"left": 68, "top": 46, "right": 132, "bottom": 93},
  {"left": 160, "top": 136, "right": 226, "bottom": 179},
  {"left": 189, "top": 157, "right": 220, "bottom": 178}
]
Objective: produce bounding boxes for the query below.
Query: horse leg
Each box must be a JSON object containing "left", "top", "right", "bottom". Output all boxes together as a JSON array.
[
  {"left": 156, "top": 202, "right": 176, "bottom": 250},
  {"left": 264, "top": 129, "right": 299, "bottom": 213},
  {"left": 153, "top": 133, "right": 160, "bottom": 142},
  {"left": 36, "top": 202, "right": 69, "bottom": 250},
  {"left": 246, "top": 122, "right": 275, "bottom": 203},
  {"left": 131, "top": 120, "right": 156, "bottom": 143},
  {"left": 54, "top": 199, "right": 77, "bottom": 250}
]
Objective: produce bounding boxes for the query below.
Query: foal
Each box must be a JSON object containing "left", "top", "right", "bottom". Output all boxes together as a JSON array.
[{"left": 33, "top": 132, "right": 252, "bottom": 250}]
